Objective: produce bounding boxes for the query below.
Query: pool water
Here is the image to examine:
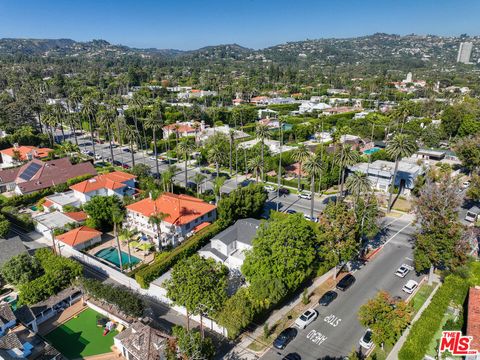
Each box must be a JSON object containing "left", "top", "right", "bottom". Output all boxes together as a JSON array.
[
  {"left": 94, "top": 247, "right": 141, "bottom": 268},
  {"left": 363, "top": 147, "right": 380, "bottom": 155}
]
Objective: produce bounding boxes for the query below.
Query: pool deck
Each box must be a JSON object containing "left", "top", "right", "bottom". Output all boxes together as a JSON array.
[{"left": 87, "top": 237, "right": 155, "bottom": 268}]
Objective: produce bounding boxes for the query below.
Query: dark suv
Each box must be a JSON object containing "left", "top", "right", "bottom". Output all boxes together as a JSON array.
[{"left": 336, "top": 274, "right": 356, "bottom": 291}]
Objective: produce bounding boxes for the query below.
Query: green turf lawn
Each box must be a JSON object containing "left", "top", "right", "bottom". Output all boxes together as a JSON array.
[
  {"left": 412, "top": 283, "right": 436, "bottom": 314},
  {"left": 45, "top": 308, "right": 117, "bottom": 359}
]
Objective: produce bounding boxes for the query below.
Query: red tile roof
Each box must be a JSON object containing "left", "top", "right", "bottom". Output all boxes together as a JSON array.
[
  {"left": 70, "top": 171, "right": 136, "bottom": 193},
  {"left": 285, "top": 162, "right": 307, "bottom": 177},
  {"left": 0, "top": 146, "right": 53, "bottom": 160},
  {"left": 64, "top": 211, "right": 88, "bottom": 222},
  {"left": 467, "top": 287, "right": 480, "bottom": 351},
  {"left": 126, "top": 192, "right": 216, "bottom": 226},
  {"left": 56, "top": 226, "right": 102, "bottom": 247},
  {"left": 43, "top": 199, "right": 54, "bottom": 208},
  {"left": 162, "top": 123, "right": 195, "bottom": 133}
]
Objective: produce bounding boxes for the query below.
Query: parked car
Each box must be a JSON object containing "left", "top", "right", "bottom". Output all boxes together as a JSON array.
[
  {"left": 200, "top": 169, "right": 211, "bottom": 175},
  {"left": 359, "top": 329, "right": 373, "bottom": 349},
  {"left": 319, "top": 290, "right": 338, "bottom": 306},
  {"left": 94, "top": 154, "right": 102, "bottom": 160},
  {"left": 264, "top": 185, "right": 276, "bottom": 192},
  {"left": 304, "top": 214, "right": 319, "bottom": 222},
  {"left": 336, "top": 274, "right": 356, "bottom": 291},
  {"left": 285, "top": 209, "right": 297, "bottom": 215},
  {"left": 121, "top": 163, "right": 131, "bottom": 169},
  {"left": 282, "top": 353, "right": 301, "bottom": 360},
  {"left": 402, "top": 280, "right": 418, "bottom": 294},
  {"left": 395, "top": 264, "right": 412, "bottom": 278},
  {"left": 186, "top": 181, "right": 197, "bottom": 190},
  {"left": 273, "top": 328, "right": 297, "bottom": 349},
  {"left": 278, "top": 187, "right": 290, "bottom": 195},
  {"left": 298, "top": 191, "right": 312, "bottom": 200},
  {"left": 294, "top": 309, "right": 318, "bottom": 329}
]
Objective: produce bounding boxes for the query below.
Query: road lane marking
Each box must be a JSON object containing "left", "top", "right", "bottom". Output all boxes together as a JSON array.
[
  {"left": 306, "top": 330, "right": 328, "bottom": 345},
  {"left": 383, "top": 221, "right": 413, "bottom": 246},
  {"left": 323, "top": 314, "right": 342, "bottom": 327}
]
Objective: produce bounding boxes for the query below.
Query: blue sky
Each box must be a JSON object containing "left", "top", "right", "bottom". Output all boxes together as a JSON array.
[{"left": 0, "top": 0, "right": 479, "bottom": 50}]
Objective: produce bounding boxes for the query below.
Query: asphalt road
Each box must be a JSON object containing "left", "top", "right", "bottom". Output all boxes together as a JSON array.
[{"left": 260, "top": 215, "right": 421, "bottom": 360}]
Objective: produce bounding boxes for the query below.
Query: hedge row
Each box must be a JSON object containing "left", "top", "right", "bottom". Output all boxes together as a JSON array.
[
  {"left": 1, "top": 211, "right": 34, "bottom": 231},
  {"left": 134, "top": 222, "right": 222, "bottom": 288},
  {"left": 398, "top": 275, "right": 470, "bottom": 360}
]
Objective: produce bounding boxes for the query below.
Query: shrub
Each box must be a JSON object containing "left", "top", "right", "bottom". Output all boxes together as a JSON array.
[
  {"left": 0, "top": 214, "right": 10, "bottom": 237},
  {"left": 1, "top": 253, "right": 43, "bottom": 286},
  {"left": 134, "top": 222, "right": 221, "bottom": 288},
  {"left": 79, "top": 278, "right": 144, "bottom": 317}
]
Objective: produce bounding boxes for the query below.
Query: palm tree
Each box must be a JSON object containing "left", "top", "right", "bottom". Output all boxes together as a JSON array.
[
  {"left": 335, "top": 144, "right": 360, "bottom": 200},
  {"left": 228, "top": 129, "right": 235, "bottom": 176},
  {"left": 144, "top": 110, "right": 164, "bottom": 177},
  {"left": 123, "top": 125, "right": 137, "bottom": 167},
  {"left": 386, "top": 133, "right": 418, "bottom": 211},
  {"left": 176, "top": 139, "right": 195, "bottom": 188},
  {"left": 213, "top": 176, "right": 226, "bottom": 204},
  {"left": 53, "top": 103, "right": 67, "bottom": 143},
  {"left": 248, "top": 156, "right": 262, "bottom": 183},
  {"left": 130, "top": 95, "right": 147, "bottom": 151},
  {"left": 208, "top": 144, "right": 225, "bottom": 177},
  {"left": 81, "top": 97, "right": 98, "bottom": 158},
  {"left": 192, "top": 121, "right": 201, "bottom": 144},
  {"left": 193, "top": 173, "right": 206, "bottom": 196},
  {"left": 119, "top": 227, "right": 137, "bottom": 270},
  {"left": 148, "top": 211, "right": 169, "bottom": 250},
  {"left": 164, "top": 165, "right": 178, "bottom": 193},
  {"left": 255, "top": 123, "right": 270, "bottom": 181},
  {"left": 43, "top": 109, "right": 57, "bottom": 147},
  {"left": 66, "top": 113, "right": 80, "bottom": 146},
  {"left": 292, "top": 144, "right": 310, "bottom": 191},
  {"left": 303, "top": 153, "right": 324, "bottom": 219},
  {"left": 98, "top": 109, "right": 117, "bottom": 163},
  {"left": 346, "top": 171, "right": 372, "bottom": 212},
  {"left": 112, "top": 207, "right": 125, "bottom": 272}
]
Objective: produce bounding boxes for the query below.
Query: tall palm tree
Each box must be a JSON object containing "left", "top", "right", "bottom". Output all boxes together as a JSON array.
[
  {"left": 248, "top": 156, "right": 262, "bottom": 183},
  {"left": 213, "top": 176, "right": 226, "bottom": 204},
  {"left": 123, "top": 125, "right": 137, "bottom": 167},
  {"left": 98, "top": 109, "right": 117, "bottom": 163},
  {"left": 112, "top": 207, "right": 125, "bottom": 272},
  {"left": 53, "top": 103, "right": 67, "bottom": 143},
  {"left": 228, "top": 129, "right": 235, "bottom": 176},
  {"left": 346, "top": 171, "right": 372, "bottom": 213},
  {"left": 386, "top": 133, "right": 418, "bottom": 211},
  {"left": 43, "top": 109, "right": 57, "bottom": 147},
  {"left": 192, "top": 121, "right": 201, "bottom": 145},
  {"left": 193, "top": 173, "right": 206, "bottom": 196},
  {"left": 67, "top": 113, "right": 80, "bottom": 146},
  {"left": 335, "top": 144, "right": 360, "bottom": 200},
  {"left": 119, "top": 227, "right": 137, "bottom": 270},
  {"left": 164, "top": 165, "right": 178, "bottom": 193},
  {"left": 148, "top": 211, "right": 169, "bottom": 250},
  {"left": 176, "top": 139, "right": 195, "bottom": 188},
  {"left": 303, "top": 153, "right": 324, "bottom": 219},
  {"left": 208, "top": 144, "right": 225, "bottom": 177},
  {"left": 81, "top": 97, "right": 98, "bottom": 158},
  {"left": 255, "top": 123, "right": 270, "bottom": 182},
  {"left": 292, "top": 144, "right": 310, "bottom": 191},
  {"left": 144, "top": 110, "right": 164, "bottom": 177},
  {"left": 130, "top": 95, "right": 147, "bottom": 151}
]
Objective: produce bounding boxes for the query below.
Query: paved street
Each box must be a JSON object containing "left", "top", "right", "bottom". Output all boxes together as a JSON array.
[{"left": 260, "top": 214, "right": 420, "bottom": 360}]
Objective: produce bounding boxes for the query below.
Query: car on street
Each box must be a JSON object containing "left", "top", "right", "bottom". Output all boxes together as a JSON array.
[
  {"left": 149, "top": 155, "right": 158, "bottom": 160},
  {"left": 122, "top": 147, "right": 134, "bottom": 153},
  {"left": 264, "top": 185, "right": 276, "bottom": 192},
  {"left": 282, "top": 353, "right": 301, "bottom": 360},
  {"left": 402, "top": 279, "right": 418, "bottom": 294},
  {"left": 278, "top": 187, "right": 290, "bottom": 195},
  {"left": 359, "top": 329, "right": 373, "bottom": 349},
  {"left": 319, "top": 290, "right": 338, "bottom": 306},
  {"left": 273, "top": 327, "right": 297, "bottom": 350},
  {"left": 395, "top": 264, "right": 412, "bottom": 278},
  {"left": 304, "top": 214, "right": 319, "bottom": 222},
  {"left": 336, "top": 274, "right": 356, "bottom": 291},
  {"left": 294, "top": 309, "right": 318, "bottom": 329},
  {"left": 94, "top": 154, "right": 102, "bottom": 160},
  {"left": 86, "top": 151, "right": 94, "bottom": 157},
  {"left": 285, "top": 209, "right": 297, "bottom": 214},
  {"left": 298, "top": 190, "right": 312, "bottom": 200},
  {"left": 186, "top": 181, "right": 197, "bottom": 190},
  {"left": 200, "top": 169, "right": 211, "bottom": 175}
]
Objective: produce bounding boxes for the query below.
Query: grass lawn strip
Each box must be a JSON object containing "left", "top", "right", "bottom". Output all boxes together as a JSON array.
[{"left": 45, "top": 308, "right": 117, "bottom": 359}]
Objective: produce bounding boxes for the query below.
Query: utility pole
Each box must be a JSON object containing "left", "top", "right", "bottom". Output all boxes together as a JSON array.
[{"left": 276, "top": 117, "right": 283, "bottom": 212}]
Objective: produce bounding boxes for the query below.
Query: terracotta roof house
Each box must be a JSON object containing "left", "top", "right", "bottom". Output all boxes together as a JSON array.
[
  {"left": 0, "top": 158, "right": 97, "bottom": 195},
  {"left": 0, "top": 145, "right": 53, "bottom": 168},
  {"left": 56, "top": 226, "right": 102, "bottom": 251},
  {"left": 285, "top": 162, "right": 307, "bottom": 178},
  {"left": 124, "top": 193, "right": 217, "bottom": 248},
  {"left": 33, "top": 211, "right": 85, "bottom": 242},
  {"left": 162, "top": 122, "right": 200, "bottom": 140},
  {"left": 467, "top": 287, "right": 480, "bottom": 358},
  {"left": 70, "top": 171, "right": 137, "bottom": 204}
]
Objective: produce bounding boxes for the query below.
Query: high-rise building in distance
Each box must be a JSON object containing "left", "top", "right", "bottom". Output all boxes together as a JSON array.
[{"left": 457, "top": 42, "right": 473, "bottom": 64}]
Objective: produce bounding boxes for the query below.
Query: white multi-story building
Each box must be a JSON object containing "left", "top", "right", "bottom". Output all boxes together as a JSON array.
[{"left": 457, "top": 42, "right": 473, "bottom": 64}]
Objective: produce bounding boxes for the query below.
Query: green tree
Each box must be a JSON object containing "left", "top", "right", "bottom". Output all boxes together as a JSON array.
[
  {"left": 165, "top": 255, "right": 228, "bottom": 331},
  {"left": 83, "top": 195, "right": 124, "bottom": 231},
  {"left": 112, "top": 207, "right": 125, "bottom": 271},
  {"left": 0, "top": 214, "right": 10, "bottom": 238},
  {"left": 466, "top": 174, "right": 480, "bottom": 201},
  {"left": 386, "top": 133, "right": 418, "bottom": 211},
  {"left": 359, "top": 291, "right": 412, "bottom": 348},
  {"left": 176, "top": 139, "right": 195, "bottom": 188},
  {"left": 346, "top": 171, "right": 372, "bottom": 212},
  {"left": 454, "top": 134, "right": 480, "bottom": 173},
  {"left": 242, "top": 213, "right": 316, "bottom": 307},
  {"left": 335, "top": 144, "right": 360, "bottom": 199},
  {"left": 212, "top": 176, "right": 226, "bottom": 204},
  {"left": 255, "top": 123, "right": 271, "bottom": 181},
  {"left": 144, "top": 108, "right": 164, "bottom": 177},
  {"left": 1, "top": 253, "right": 43, "bottom": 286},
  {"left": 292, "top": 144, "right": 310, "bottom": 191},
  {"left": 247, "top": 155, "right": 262, "bottom": 183},
  {"left": 217, "top": 288, "right": 256, "bottom": 338},
  {"left": 303, "top": 152, "right": 324, "bottom": 219},
  {"left": 172, "top": 326, "right": 215, "bottom": 360}
]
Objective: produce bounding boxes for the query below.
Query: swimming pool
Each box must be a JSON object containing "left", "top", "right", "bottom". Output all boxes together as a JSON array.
[
  {"left": 94, "top": 247, "right": 141, "bottom": 268},
  {"left": 363, "top": 147, "right": 380, "bottom": 155}
]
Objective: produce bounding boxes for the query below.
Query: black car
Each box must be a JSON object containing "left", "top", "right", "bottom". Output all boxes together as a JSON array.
[
  {"left": 278, "top": 187, "right": 290, "bottom": 195},
  {"left": 336, "top": 274, "right": 356, "bottom": 291},
  {"left": 112, "top": 160, "right": 122, "bottom": 167},
  {"left": 186, "top": 181, "right": 197, "bottom": 189},
  {"left": 200, "top": 169, "right": 211, "bottom": 175},
  {"left": 285, "top": 209, "right": 297, "bottom": 215},
  {"left": 212, "top": 172, "right": 230, "bottom": 179},
  {"left": 282, "top": 353, "right": 301, "bottom": 360},
  {"left": 273, "top": 327, "right": 297, "bottom": 350},
  {"left": 319, "top": 290, "right": 338, "bottom": 306}
]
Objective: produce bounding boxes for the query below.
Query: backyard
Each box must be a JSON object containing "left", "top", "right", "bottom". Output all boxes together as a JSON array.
[{"left": 45, "top": 308, "right": 118, "bottom": 359}]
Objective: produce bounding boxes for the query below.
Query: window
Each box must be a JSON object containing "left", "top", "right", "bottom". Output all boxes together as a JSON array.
[{"left": 186, "top": 223, "right": 191, "bottom": 230}]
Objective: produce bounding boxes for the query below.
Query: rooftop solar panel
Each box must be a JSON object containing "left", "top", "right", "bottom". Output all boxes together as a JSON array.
[{"left": 18, "top": 162, "right": 42, "bottom": 181}]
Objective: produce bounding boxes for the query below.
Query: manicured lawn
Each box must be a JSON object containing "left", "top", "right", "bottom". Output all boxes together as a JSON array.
[
  {"left": 425, "top": 311, "right": 456, "bottom": 357},
  {"left": 45, "top": 308, "right": 117, "bottom": 359},
  {"left": 412, "top": 283, "right": 436, "bottom": 314}
]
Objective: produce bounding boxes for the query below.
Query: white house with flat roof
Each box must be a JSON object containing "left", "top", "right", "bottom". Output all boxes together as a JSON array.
[{"left": 238, "top": 138, "right": 296, "bottom": 155}]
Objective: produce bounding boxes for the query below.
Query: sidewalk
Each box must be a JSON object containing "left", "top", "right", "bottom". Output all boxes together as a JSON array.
[
  {"left": 223, "top": 267, "right": 337, "bottom": 360},
  {"left": 386, "top": 275, "right": 442, "bottom": 360}
]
